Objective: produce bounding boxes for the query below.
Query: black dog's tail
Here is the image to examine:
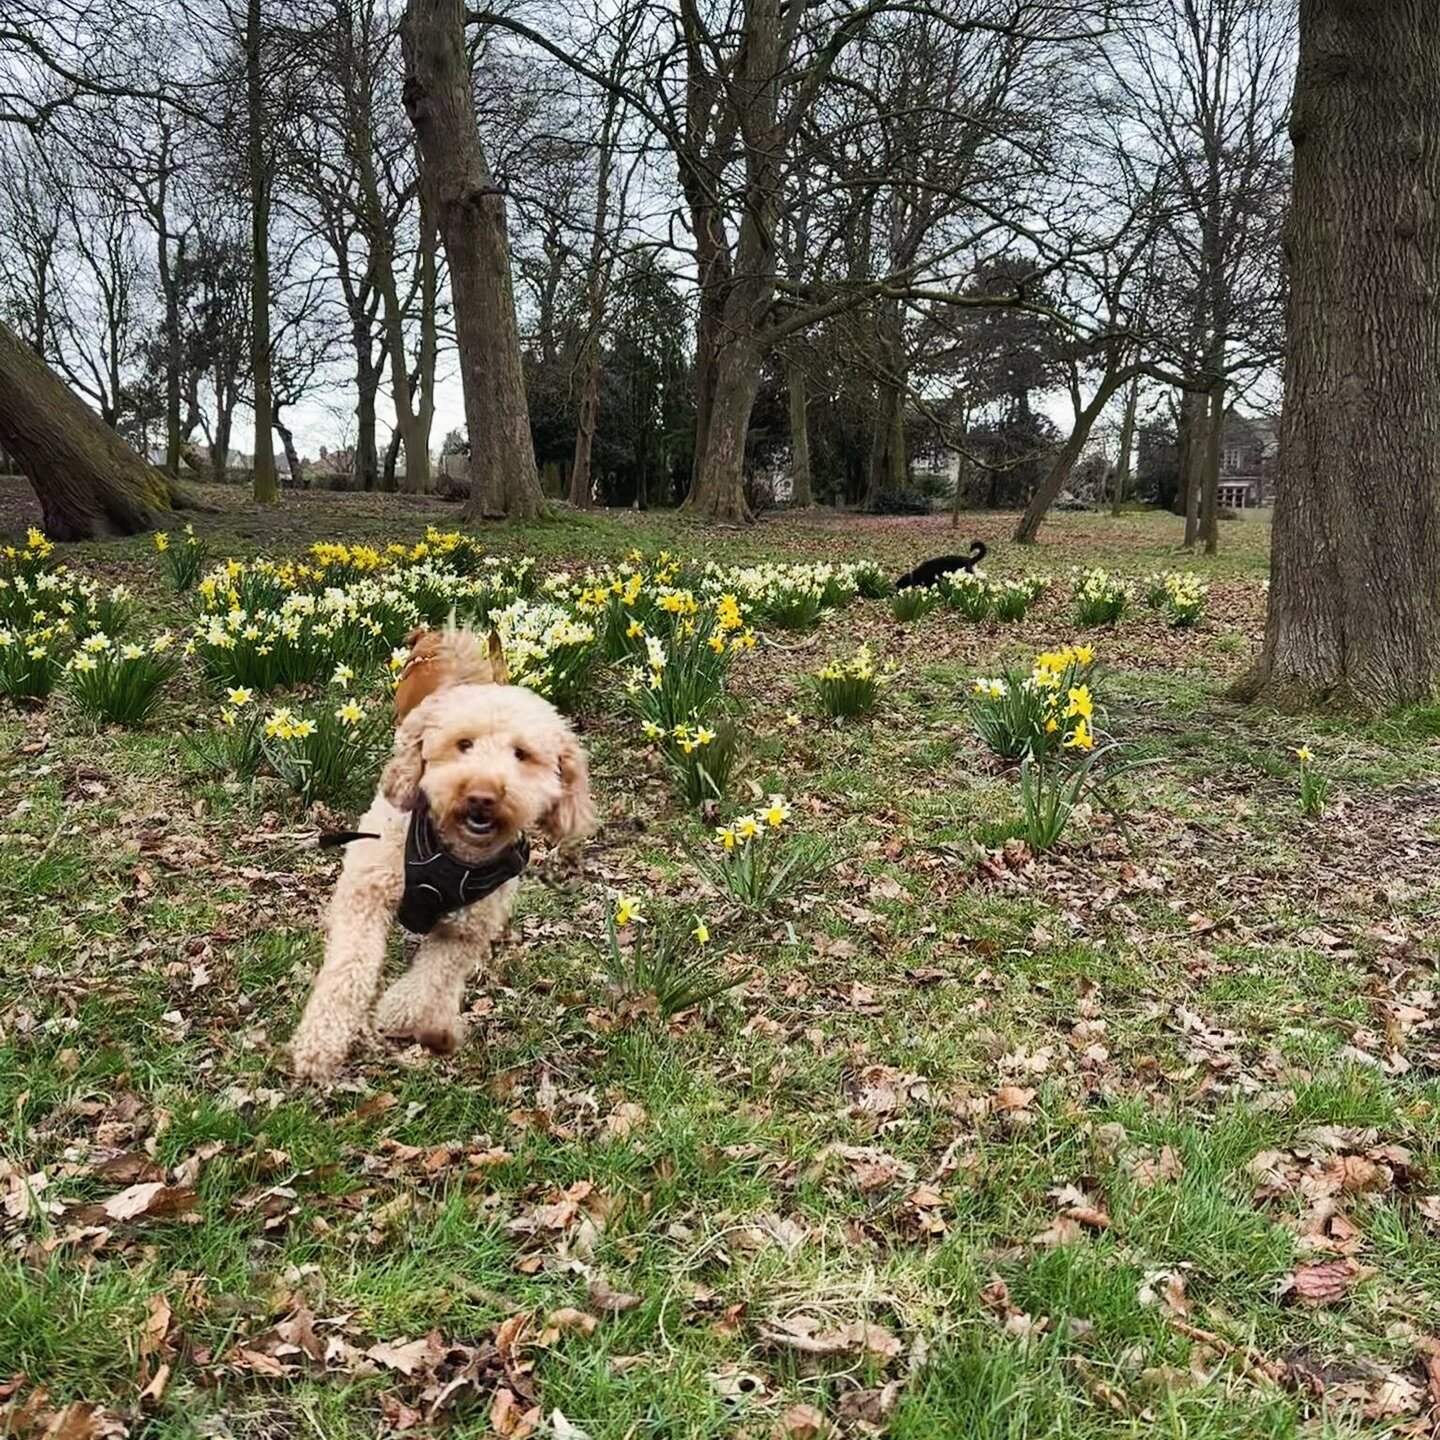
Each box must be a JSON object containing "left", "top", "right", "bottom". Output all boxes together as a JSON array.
[{"left": 969, "top": 540, "right": 987, "bottom": 564}]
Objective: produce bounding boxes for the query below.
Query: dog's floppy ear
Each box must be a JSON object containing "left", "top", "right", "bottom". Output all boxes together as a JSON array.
[
  {"left": 381, "top": 696, "right": 434, "bottom": 810},
  {"left": 487, "top": 629, "right": 509, "bottom": 686},
  {"left": 542, "top": 728, "right": 596, "bottom": 844}
]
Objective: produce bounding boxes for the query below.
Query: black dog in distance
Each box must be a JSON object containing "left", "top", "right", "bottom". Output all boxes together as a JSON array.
[{"left": 894, "top": 540, "right": 988, "bottom": 591}]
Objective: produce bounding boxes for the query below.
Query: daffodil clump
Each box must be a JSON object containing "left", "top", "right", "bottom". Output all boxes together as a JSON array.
[
  {"left": 625, "top": 589, "right": 753, "bottom": 736},
  {"left": 642, "top": 718, "right": 738, "bottom": 808},
  {"left": 489, "top": 600, "right": 599, "bottom": 713},
  {"left": 991, "top": 575, "right": 1050, "bottom": 622},
  {"left": 0, "top": 624, "right": 60, "bottom": 701},
  {"left": 1072, "top": 567, "right": 1133, "bottom": 626},
  {"left": 260, "top": 682, "right": 387, "bottom": 805},
  {"left": 187, "top": 684, "right": 268, "bottom": 777},
  {"left": 64, "top": 631, "right": 180, "bottom": 725},
  {"left": 707, "top": 562, "right": 830, "bottom": 630},
  {"left": 0, "top": 545, "right": 135, "bottom": 699},
  {"left": 155, "top": 522, "right": 209, "bottom": 592},
  {"left": 699, "top": 796, "right": 832, "bottom": 910},
  {"left": 970, "top": 644, "right": 1097, "bottom": 762},
  {"left": 1295, "top": 744, "right": 1329, "bottom": 819},
  {"left": 1145, "top": 570, "right": 1209, "bottom": 628},
  {"left": 604, "top": 892, "right": 735, "bottom": 1019},
  {"left": 0, "top": 565, "right": 133, "bottom": 640},
  {"left": 570, "top": 551, "right": 689, "bottom": 658},
  {"left": 940, "top": 568, "right": 995, "bottom": 621},
  {"left": 1, "top": 527, "right": 56, "bottom": 581},
  {"left": 704, "top": 559, "right": 877, "bottom": 621},
  {"left": 892, "top": 585, "right": 942, "bottom": 622},
  {"left": 814, "top": 644, "right": 886, "bottom": 718}
]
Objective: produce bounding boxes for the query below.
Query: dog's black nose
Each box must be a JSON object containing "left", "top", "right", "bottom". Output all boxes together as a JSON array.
[{"left": 465, "top": 795, "right": 497, "bottom": 823}]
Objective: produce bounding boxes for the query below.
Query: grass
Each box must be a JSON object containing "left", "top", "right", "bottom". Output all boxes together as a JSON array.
[{"left": 1, "top": 493, "right": 1438, "bottom": 1437}]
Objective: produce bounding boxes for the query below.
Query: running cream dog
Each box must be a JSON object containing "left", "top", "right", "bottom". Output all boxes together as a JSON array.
[{"left": 289, "top": 635, "right": 594, "bottom": 1080}]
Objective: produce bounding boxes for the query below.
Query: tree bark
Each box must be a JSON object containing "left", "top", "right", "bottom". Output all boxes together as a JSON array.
[
  {"left": 785, "top": 356, "right": 812, "bottom": 507},
  {"left": 1236, "top": 0, "right": 1440, "bottom": 709},
  {"left": 355, "top": 345, "right": 380, "bottom": 491},
  {"left": 383, "top": 424, "right": 402, "bottom": 490},
  {"left": 212, "top": 395, "right": 233, "bottom": 486},
  {"left": 0, "top": 319, "right": 173, "bottom": 539},
  {"left": 1111, "top": 376, "right": 1138, "bottom": 516},
  {"left": 1014, "top": 371, "right": 1129, "bottom": 543},
  {"left": 1180, "top": 389, "right": 1204, "bottom": 546},
  {"left": 1199, "top": 386, "right": 1224, "bottom": 555},
  {"left": 274, "top": 411, "right": 303, "bottom": 488},
  {"left": 687, "top": 336, "right": 760, "bottom": 521},
  {"left": 247, "top": 0, "right": 279, "bottom": 504},
  {"left": 567, "top": 348, "right": 600, "bottom": 507},
  {"left": 402, "top": 0, "right": 541, "bottom": 520}
]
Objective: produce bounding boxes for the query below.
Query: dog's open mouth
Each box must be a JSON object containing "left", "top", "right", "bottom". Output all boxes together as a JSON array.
[{"left": 463, "top": 799, "right": 499, "bottom": 839}]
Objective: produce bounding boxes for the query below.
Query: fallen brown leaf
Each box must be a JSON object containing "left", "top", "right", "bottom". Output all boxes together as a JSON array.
[
  {"left": 1285, "top": 1258, "right": 1369, "bottom": 1306},
  {"left": 775, "top": 1401, "right": 827, "bottom": 1438}
]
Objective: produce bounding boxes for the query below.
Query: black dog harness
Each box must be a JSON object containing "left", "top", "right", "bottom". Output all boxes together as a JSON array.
[{"left": 320, "top": 805, "right": 530, "bottom": 935}]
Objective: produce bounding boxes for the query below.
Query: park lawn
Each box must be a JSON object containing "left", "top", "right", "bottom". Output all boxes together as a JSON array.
[{"left": 2, "top": 495, "right": 1439, "bottom": 1439}]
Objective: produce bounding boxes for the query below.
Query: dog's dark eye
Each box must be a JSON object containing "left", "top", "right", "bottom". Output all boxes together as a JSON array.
[
  {"left": 514, "top": 745, "right": 532, "bottom": 763},
  {"left": 456, "top": 738, "right": 473, "bottom": 754}
]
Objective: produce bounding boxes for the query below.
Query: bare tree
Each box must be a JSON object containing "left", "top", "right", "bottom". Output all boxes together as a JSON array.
[
  {"left": 1104, "top": 0, "right": 1289, "bottom": 553},
  {"left": 402, "top": 0, "right": 541, "bottom": 518}
]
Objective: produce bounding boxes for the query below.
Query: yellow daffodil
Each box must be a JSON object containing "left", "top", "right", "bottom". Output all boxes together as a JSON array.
[
  {"left": 1065, "top": 685, "right": 1094, "bottom": 720},
  {"left": 614, "top": 895, "right": 644, "bottom": 926},
  {"left": 736, "top": 815, "right": 761, "bottom": 840},
  {"left": 716, "top": 825, "right": 737, "bottom": 850},
  {"left": 783, "top": 712, "right": 801, "bottom": 727},
  {"left": 627, "top": 619, "right": 646, "bottom": 638},
  {"left": 335, "top": 700, "right": 364, "bottom": 725},
  {"left": 762, "top": 798, "right": 790, "bottom": 828},
  {"left": 228, "top": 686, "right": 253, "bottom": 706},
  {"left": 1296, "top": 745, "right": 1313, "bottom": 764},
  {"left": 692, "top": 920, "right": 710, "bottom": 945},
  {"left": 1064, "top": 718, "right": 1095, "bottom": 751},
  {"left": 154, "top": 532, "right": 170, "bottom": 552}
]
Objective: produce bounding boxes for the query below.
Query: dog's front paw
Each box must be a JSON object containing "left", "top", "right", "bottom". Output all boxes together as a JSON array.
[
  {"left": 289, "top": 1020, "right": 353, "bottom": 1082},
  {"left": 374, "top": 974, "right": 465, "bottom": 1056}
]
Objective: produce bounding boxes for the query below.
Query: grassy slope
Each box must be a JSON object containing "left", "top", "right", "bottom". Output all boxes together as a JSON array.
[{"left": 2, "top": 494, "right": 1438, "bottom": 1439}]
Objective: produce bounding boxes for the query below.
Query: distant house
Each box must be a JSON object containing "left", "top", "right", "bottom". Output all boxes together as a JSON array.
[
  {"left": 310, "top": 446, "right": 356, "bottom": 481},
  {"left": 1217, "top": 414, "right": 1277, "bottom": 509}
]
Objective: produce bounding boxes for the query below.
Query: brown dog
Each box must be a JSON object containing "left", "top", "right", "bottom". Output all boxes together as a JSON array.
[{"left": 394, "top": 626, "right": 508, "bottom": 723}]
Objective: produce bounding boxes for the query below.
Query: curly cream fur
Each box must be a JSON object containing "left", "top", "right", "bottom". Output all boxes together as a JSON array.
[{"left": 290, "top": 682, "right": 595, "bottom": 1081}]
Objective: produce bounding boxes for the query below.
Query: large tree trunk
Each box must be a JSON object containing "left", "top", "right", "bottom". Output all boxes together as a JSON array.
[
  {"left": 1199, "top": 386, "right": 1224, "bottom": 555},
  {"left": 355, "top": 347, "right": 380, "bottom": 492},
  {"left": 402, "top": 0, "right": 541, "bottom": 520},
  {"left": 567, "top": 345, "right": 600, "bottom": 507},
  {"left": 785, "top": 356, "right": 812, "bottom": 507},
  {"left": 1111, "top": 377, "right": 1138, "bottom": 517},
  {"left": 1180, "top": 389, "right": 1204, "bottom": 546},
  {"left": 1014, "top": 371, "right": 1127, "bottom": 543},
  {"left": 685, "top": 336, "right": 759, "bottom": 522},
  {"left": 0, "top": 319, "right": 173, "bottom": 539},
  {"left": 247, "top": 0, "right": 279, "bottom": 504},
  {"left": 1236, "top": 0, "right": 1440, "bottom": 709},
  {"left": 159, "top": 227, "right": 183, "bottom": 479}
]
